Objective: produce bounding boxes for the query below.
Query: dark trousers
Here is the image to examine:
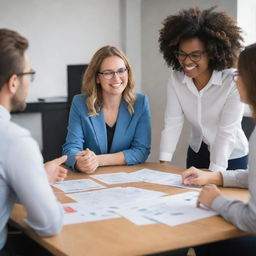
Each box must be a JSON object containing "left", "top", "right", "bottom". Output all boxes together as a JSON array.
[
  {"left": 0, "top": 246, "right": 11, "bottom": 256},
  {"left": 186, "top": 142, "right": 248, "bottom": 170},
  {"left": 147, "top": 247, "right": 188, "bottom": 256},
  {"left": 195, "top": 235, "right": 256, "bottom": 256},
  {"left": 0, "top": 228, "right": 53, "bottom": 256}
]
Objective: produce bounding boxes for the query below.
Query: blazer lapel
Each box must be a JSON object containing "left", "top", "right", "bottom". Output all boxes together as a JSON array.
[
  {"left": 110, "top": 100, "right": 132, "bottom": 152},
  {"left": 89, "top": 110, "right": 107, "bottom": 154}
]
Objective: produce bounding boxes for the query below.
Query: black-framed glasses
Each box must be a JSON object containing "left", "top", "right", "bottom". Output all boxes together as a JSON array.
[
  {"left": 174, "top": 51, "right": 206, "bottom": 62},
  {"left": 232, "top": 71, "right": 239, "bottom": 82},
  {"left": 16, "top": 69, "right": 36, "bottom": 82},
  {"left": 98, "top": 67, "right": 127, "bottom": 80}
]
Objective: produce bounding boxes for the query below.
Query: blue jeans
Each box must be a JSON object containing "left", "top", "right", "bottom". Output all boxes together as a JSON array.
[{"left": 186, "top": 142, "right": 248, "bottom": 170}]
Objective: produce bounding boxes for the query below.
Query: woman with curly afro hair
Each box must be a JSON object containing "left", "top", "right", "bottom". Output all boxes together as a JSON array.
[{"left": 159, "top": 7, "right": 248, "bottom": 173}]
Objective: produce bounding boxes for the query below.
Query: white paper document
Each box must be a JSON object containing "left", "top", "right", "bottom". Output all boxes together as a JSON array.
[
  {"left": 115, "top": 198, "right": 159, "bottom": 225},
  {"left": 130, "top": 168, "right": 200, "bottom": 190},
  {"left": 62, "top": 202, "right": 119, "bottom": 225},
  {"left": 116, "top": 192, "right": 218, "bottom": 226},
  {"left": 91, "top": 172, "right": 142, "bottom": 184},
  {"left": 52, "top": 179, "right": 105, "bottom": 193},
  {"left": 64, "top": 187, "right": 165, "bottom": 225},
  {"left": 66, "top": 186, "right": 166, "bottom": 210}
]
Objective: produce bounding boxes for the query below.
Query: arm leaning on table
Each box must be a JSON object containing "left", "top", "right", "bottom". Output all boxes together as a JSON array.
[
  {"left": 183, "top": 128, "right": 256, "bottom": 233},
  {"left": 211, "top": 136, "right": 256, "bottom": 233}
]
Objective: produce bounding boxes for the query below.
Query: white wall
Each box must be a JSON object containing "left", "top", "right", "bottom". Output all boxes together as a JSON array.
[
  {"left": 122, "top": 0, "right": 142, "bottom": 91},
  {"left": 12, "top": 113, "right": 43, "bottom": 149},
  {"left": 2, "top": 0, "right": 253, "bottom": 167},
  {"left": 141, "top": 0, "right": 237, "bottom": 167},
  {"left": 237, "top": 0, "right": 256, "bottom": 46},
  {"left": 0, "top": 0, "right": 122, "bottom": 102}
]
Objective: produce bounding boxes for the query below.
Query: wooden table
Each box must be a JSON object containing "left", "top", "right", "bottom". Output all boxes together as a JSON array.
[{"left": 10, "top": 163, "right": 249, "bottom": 256}]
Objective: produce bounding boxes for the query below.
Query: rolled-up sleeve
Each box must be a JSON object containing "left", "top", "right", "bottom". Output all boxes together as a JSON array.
[{"left": 211, "top": 128, "right": 256, "bottom": 233}]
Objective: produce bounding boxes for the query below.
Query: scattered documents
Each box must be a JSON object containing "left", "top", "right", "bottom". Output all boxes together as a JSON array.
[
  {"left": 52, "top": 179, "right": 105, "bottom": 193},
  {"left": 149, "top": 192, "right": 218, "bottom": 226},
  {"left": 114, "top": 198, "right": 159, "bottom": 225},
  {"left": 115, "top": 192, "right": 218, "bottom": 226},
  {"left": 91, "top": 172, "right": 142, "bottom": 184},
  {"left": 63, "top": 187, "right": 165, "bottom": 225},
  {"left": 130, "top": 169, "right": 200, "bottom": 190},
  {"left": 63, "top": 202, "right": 119, "bottom": 225},
  {"left": 53, "top": 170, "right": 215, "bottom": 226},
  {"left": 53, "top": 169, "right": 199, "bottom": 194},
  {"left": 66, "top": 186, "right": 166, "bottom": 210}
]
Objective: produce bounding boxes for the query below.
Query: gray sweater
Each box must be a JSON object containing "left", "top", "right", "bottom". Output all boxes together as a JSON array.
[{"left": 212, "top": 127, "right": 256, "bottom": 233}]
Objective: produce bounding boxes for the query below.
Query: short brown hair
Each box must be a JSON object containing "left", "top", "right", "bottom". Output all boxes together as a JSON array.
[
  {"left": 0, "top": 29, "right": 29, "bottom": 89},
  {"left": 82, "top": 45, "right": 136, "bottom": 116},
  {"left": 238, "top": 43, "right": 256, "bottom": 121}
]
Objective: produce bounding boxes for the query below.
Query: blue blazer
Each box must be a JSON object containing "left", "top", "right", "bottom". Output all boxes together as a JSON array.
[{"left": 63, "top": 93, "right": 151, "bottom": 170}]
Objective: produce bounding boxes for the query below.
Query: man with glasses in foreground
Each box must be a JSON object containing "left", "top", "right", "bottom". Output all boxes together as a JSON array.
[
  {"left": 0, "top": 28, "right": 67, "bottom": 256},
  {"left": 158, "top": 7, "right": 248, "bottom": 175}
]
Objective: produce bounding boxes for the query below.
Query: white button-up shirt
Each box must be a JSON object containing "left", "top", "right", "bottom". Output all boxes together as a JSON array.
[
  {"left": 0, "top": 105, "right": 63, "bottom": 249},
  {"left": 159, "top": 69, "right": 248, "bottom": 172}
]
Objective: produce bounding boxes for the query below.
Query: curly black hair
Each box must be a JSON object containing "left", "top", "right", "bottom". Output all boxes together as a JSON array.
[{"left": 159, "top": 6, "right": 243, "bottom": 71}]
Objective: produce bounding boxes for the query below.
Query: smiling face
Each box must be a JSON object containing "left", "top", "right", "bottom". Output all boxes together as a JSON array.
[
  {"left": 178, "top": 37, "right": 212, "bottom": 86},
  {"left": 97, "top": 56, "right": 128, "bottom": 99}
]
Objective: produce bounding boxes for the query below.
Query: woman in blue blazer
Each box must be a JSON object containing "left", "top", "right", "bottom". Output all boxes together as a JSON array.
[{"left": 63, "top": 46, "right": 151, "bottom": 173}]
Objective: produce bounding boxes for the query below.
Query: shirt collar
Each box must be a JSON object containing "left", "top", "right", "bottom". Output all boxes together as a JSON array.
[
  {"left": 0, "top": 105, "right": 11, "bottom": 121},
  {"left": 182, "top": 70, "right": 223, "bottom": 87},
  {"left": 211, "top": 70, "right": 223, "bottom": 86}
]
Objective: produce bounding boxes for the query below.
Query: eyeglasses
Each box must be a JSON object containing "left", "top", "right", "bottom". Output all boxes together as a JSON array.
[
  {"left": 16, "top": 69, "right": 36, "bottom": 82},
  {"left": 232, "top": 71, "right": 239, "bottom": 82},
  {"left": 98, "top": 67, "right": 127, "bottom": 80},
  {"left": 174, "top": 51, "right": 206, "bottom": 62}
]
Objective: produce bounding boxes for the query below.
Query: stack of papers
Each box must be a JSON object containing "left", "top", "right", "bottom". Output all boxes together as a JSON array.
[
  {"left": 67, "top": 186, "right": 166, "bottom": 209},
  {"left": 90, "top": 169, "right": 200, "bottom": 190},
  {"left": 63, "top": 187, "right": 166, "bottom": 225},
  {"left": 129, "top": 169, "right": 200, "bottom": 190},
  {"left": 62, "top": 202, "right": 119, "bottom": 225},
  {"left": 63, "top": 189, "right": 217, "bottom": 226},
  {"left": 91, "top": 172, "right": 141, "bottom": 184},
  {"left": 115, "top": 191, "right": 218, "bottom": 226},
  {"left": 52, "top": 179, "right": 105, "bottom": 193},
  {"left": 51, "top": 169, "right": 214, "bottom": 227}
]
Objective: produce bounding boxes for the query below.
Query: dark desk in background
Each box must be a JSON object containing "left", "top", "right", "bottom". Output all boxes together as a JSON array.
[
  {"left": 12, "top": 64, "right": 88, "bottom": 161},
  {"left": 19, "top": 102, "right": 70, "bottom": 161}
]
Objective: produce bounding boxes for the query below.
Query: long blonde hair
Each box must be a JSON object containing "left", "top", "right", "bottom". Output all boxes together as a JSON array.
[{"left": 82, "top": 45, "right": 136, "bottom": 116}]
